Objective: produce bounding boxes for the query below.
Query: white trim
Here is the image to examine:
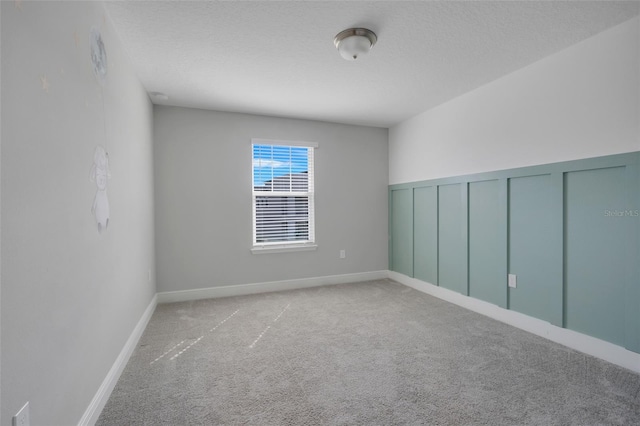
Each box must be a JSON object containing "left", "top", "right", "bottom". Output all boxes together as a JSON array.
[
  {"left": 251, "top": 138, "right": 318, "bottom": 148},
  {"left": 157, "top": 271, "right": 388, "bottom": 304},
  {"left": 388, "top": 271, "right": 640, "bottom": 374},
  {"left": 251, "top": 244, "right": 318, "bottom": 254},
  {"left": 78, "top": 295, "right": 158, "bottom": 426}
]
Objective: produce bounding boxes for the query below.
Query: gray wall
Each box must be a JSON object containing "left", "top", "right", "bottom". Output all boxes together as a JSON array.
[
  {"left": 1, "top": 2, "right": 155, "bottom": 424},
  {"left": 154, "top": 106, "right": 388, "bottom": 292},
  {"left": 0, "top": 1, "right": 3, "bottom": 414}
]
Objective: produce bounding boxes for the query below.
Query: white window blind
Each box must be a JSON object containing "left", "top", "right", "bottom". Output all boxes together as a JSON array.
[{"left": 252, "top": 140, "right": 316, "bottom": 249}]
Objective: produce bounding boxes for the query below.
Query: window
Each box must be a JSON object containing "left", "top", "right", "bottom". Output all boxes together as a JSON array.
[{"left": 251, "top": 139, "right": 317, "bottom": 253}]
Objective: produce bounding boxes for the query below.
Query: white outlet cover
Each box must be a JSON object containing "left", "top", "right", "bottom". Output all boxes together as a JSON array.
[
  {"left": 508, "top": 274, "right": 517, "bottom": 289},
  {"left": 12, "top": 401, "right": 29, "bottom": 426}
]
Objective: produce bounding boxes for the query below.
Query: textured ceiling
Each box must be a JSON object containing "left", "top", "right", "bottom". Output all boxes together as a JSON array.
[{"left": 104, "top": 1, "right": 639, "bottom": 128}]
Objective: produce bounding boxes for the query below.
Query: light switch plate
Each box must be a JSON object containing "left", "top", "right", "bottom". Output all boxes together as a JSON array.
[{"left": 508, "top": 274, "right": 517, "bottom": 289}]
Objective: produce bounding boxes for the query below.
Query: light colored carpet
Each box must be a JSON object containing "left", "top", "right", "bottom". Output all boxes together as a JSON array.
[{"left": 97, "top": 279, "right": 640, "bottom": 425}]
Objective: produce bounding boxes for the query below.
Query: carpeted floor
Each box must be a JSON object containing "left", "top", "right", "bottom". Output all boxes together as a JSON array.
[{"left": 97, "top": 279, "right": 640, "bottom": 425}]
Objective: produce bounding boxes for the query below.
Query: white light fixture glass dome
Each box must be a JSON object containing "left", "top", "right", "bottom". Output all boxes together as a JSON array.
[{"left": 334, "top": 28, "right": 377, "bottom": 61}]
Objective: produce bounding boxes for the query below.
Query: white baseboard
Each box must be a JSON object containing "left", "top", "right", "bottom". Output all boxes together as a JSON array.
[
  {"left": 388, "top": 271, "right": 640, "bottom": 374},
  {"left": 157, "top": 270, "right": 388, "bottom": 304},
  {"left": 78, "top": 294, "right": 158, "bottom": 426}
]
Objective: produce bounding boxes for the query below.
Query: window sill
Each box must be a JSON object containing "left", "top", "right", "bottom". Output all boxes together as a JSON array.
[{"left": 251, "top": 244, "right": 318, "bottom": 254}]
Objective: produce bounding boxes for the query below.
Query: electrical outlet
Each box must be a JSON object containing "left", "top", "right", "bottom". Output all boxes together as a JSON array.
[
  {"left": 339, "top": 249, "right": 346, "bottom": 259},
  {"left": 12, "top": 402, "right": 29, "bottom": 426},
  {"left": 508, "top": 274, "right": 517, "bottom": 289}
]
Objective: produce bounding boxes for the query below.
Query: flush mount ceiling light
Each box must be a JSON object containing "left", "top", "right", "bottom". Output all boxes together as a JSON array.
[{"left": 334, "top": 28, "right": 377, "bottom": 61}]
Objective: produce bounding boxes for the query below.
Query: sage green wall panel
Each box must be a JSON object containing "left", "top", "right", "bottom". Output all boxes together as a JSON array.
[
  {"left": 468, "top": 180, "right": 506, "bottom": 307},
  {"left": 413, "top": 186, "right": 438, "bottom": 284},
  {"left": 508, "top": 174, "right": 563, "bottom": 325},
  {"left": 391, "top": 188, "right": 413, "bottom": 277},
  {"left": 565, "top": 167, "right": 629, "bottom": 346},
  {"left": 388, "top": 152, "right": 639, "bottom": 353},
  {"left": 438, "top": 184, "right": 467, "bottom": 294},
  {"left": 626, "top": 164, "right": 640, "bottom": 353}
]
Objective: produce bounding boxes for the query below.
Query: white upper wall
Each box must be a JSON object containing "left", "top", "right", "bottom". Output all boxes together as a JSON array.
[
  {"left": 1, "top": 2, "right": 155, "bottom": 424},
  {"left": 389, "top": 16, "right": 640, "bottom": 184},
  {"left": 154, "top": 107, "right": 388, "bottom": 292}
]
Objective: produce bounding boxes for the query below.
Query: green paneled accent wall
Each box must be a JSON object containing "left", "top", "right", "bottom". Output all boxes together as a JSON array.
[
  {"left": 565, "top": 167, "right": 629, "bottom": 346},
  {"left": 468, "top": 180, "right": 506, "bottom": 308},
  {"left": 438, "top": 184, "right": 468, "bottom": 295},
  {"left": 391, "top": 188, "right": 413, "bottom": 277},
  {"left": 413, "top": 186, "right": 438, "bottom": 284},
  {"left": 627, "top": 163, "right": 640, "bottom": 352},
  {"left": 389, "top": 152, "right": 639, "bottom": 354},
  {"left": 508, "top": 174, "right": 563, "bottom": 326}
]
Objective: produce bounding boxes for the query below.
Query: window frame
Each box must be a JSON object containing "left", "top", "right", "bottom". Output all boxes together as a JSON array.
[{"left": 250, "top": 138, "right": 318, "bottom": 254}]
